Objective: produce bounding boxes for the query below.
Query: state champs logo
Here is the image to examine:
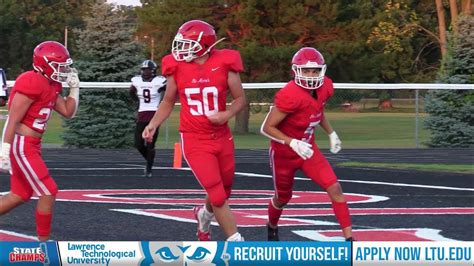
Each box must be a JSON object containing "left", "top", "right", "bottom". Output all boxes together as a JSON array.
[{"left": 8, "top": 242, "right": 50, "bottom": 265}]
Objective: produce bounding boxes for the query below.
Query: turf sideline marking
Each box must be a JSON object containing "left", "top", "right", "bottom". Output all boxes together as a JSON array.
[
  {"left": 0, "top": 230, "right": 37, "bottom": 241},
  {"left": 45, "top": 166, "right": 474, "bottom": 192}
]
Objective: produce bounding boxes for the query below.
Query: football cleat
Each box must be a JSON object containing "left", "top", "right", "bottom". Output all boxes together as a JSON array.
[
  {"left": 144, "top": 169, "right": 152, "bottom": 178},
  {"left": 226, "top": 232, "right": 244, "bottom": 241},
  {"left": 193, "top": 206, "right": 211, "bottom": 241},
  {"left": 267, "top": 223, "right": 279, "bottom": 241}
]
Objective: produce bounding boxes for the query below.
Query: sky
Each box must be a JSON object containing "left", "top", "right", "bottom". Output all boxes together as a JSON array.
[{"left": 107, "top": 0, "right": 142, "bottom": 6}]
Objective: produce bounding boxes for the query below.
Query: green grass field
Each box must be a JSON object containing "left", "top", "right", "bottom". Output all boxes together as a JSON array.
[{"left": 0, "top": 110, "right": 430, "bottom": 149}]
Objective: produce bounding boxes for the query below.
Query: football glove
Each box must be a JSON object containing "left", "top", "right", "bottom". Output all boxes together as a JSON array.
[
  {"left": 66, "top": 68, "right": 80, "bottom": 89},
  {"left": 329, "top": 131, "right": 342, "bottom": 154},
  {"left": 66, "top": 68, "right": 80, "bottom": 117},
  {"left": 289, "top": 139, "right": 314, "bottom": 160},
  {"left": 0, "top": 143, "right": 11, "bottom": 174}
]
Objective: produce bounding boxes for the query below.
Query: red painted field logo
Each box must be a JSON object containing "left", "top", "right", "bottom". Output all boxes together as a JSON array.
[
  {"left": 50, "top": 189, "right": 474, "bottom": 241},
  {"left": 9, "top": 247, "right": 46, "bottom": 263},
  {"left": 54, "top": 189, "right": 386, "bottom": 205}
]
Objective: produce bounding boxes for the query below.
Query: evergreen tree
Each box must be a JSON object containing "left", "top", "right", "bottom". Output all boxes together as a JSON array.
[
  {"left": 135, "top": 0, "right": 444, "bottom": 133},
  {"left": 0, "top": 0, "right": 94, "bottom": 77},
  {"left": 62, "top": 1, "right": 144, "bottom": 148},
  {"left": 424, "top": 15, "right": 474, "bottom": 147}
]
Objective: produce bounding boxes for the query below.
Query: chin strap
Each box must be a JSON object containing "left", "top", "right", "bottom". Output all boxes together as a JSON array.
[
  {"left": 203, "top": 37, "right": 226, "bottom": 56},
  {"left": 184, "top": 37, "right": 227, "bottom": 62}
]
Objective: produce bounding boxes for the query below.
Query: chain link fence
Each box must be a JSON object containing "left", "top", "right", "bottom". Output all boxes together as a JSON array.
[{"left": 4, "top": 81, "right": 473, "bottom": 149}]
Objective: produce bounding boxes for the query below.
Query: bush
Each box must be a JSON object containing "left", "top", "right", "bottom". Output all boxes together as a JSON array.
[{"left": 424, "top": 15, "right": 474, "bottom": 147}]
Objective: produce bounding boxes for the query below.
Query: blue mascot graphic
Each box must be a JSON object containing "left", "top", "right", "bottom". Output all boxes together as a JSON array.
[{"left": 140, "top": 241, "right": 229, "bottom": 266}]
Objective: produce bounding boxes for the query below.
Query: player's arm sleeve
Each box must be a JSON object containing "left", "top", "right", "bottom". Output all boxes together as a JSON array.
[
  {"left": 161, "top": 55, "right": 177, "bottom": 76},
  {"left": 129, "top": 86, "right": 138, "bottom": 101},
  {"left": 274, "top": 89, "right": 299, "bottom": 113},
  {"left": 324, "top": 77, "right": 335, "bottom": 100},
  {"left": 129, "top": 77, "right": 138, "bottom": 101},
  {"left": 13, "top": 74, "right": 41, "bottom": 100},
  {"left": 320, "top": 77, "right": 334, "bottom": 119},
  {"left": 225, "top": 50, "right": 244, "bottom": 73},
  {"left": 157, "top": 76, "right": 167, "bottom": 93}
]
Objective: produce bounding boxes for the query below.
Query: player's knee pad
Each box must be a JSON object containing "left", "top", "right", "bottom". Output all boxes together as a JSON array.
[
  {"left": 276, "top": 190, "right": 292, "bottom": 205},
  {"left": 210, "top": 193, "right": 226, "bottom": 207},
  {"left": 49, "top": 186, "right": 58, "bottom": 196},
  {"left": 321, "top": 179, "right": 339, "bottom": 191},
  {"left": 40, "top": 177, "right": 58, "bottom": 197},
  {"left": 207, "top": 185, "right": 227, "bottom": 207},
  {"left": 271, "top": 197, "right": 287, "bottom": 209},
  {"left": 221, "top": 169, "right": 234, "bottom": 190},
  {"left": 19, "top": 191, "right": 34, "bottom": 202},
  {"left": 224, "top": 185, "right": 232, "bottom": 199}
]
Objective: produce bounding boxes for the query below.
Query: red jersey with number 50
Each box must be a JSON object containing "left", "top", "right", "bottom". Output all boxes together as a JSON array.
[
  {"left": 8, "top": 71, "right": 61, "bottom": 134},
  {"left": 162, "top": 49, "right": 244, "bottom": 134},
  {"left": 271, "top": 77, "right": 334, "bottom": 153}
]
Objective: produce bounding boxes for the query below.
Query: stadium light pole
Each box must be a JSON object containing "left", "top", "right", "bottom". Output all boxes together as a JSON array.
[
  {"left": 143, "top": 35, "right": 154, "bottom": 61},
  {"left": 64, "top": 26, "right": 68, "bottom": 48},
  {"left": 151, "top": 37, "right": 155, "bottom": 61}
]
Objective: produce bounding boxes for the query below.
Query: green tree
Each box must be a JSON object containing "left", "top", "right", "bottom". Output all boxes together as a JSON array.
[
  {"left": 0, "top": 0, "right": 93, "bottom": 78},
  {"left": 135, "top": 0, "right": 443, "bottom": 132},
  {"left": 424, "top": 15, "right": 474, "bottom": 147},
  {"left": 62, "top": 1, "right": 144, "bottom": 148},
  {"left": 366, "top": 0, "right": 442, "bottom": 82}
]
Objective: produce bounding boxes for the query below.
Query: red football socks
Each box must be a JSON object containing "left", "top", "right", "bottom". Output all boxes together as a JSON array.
[
  {"left": 268, "top": 200, "right": 283, "bottom": 226},
  {"left": 332, "top": 201, "right": 352, "bottom": 229},
  {"left": 36, "top": 210, "right": 52, "bottom": 238}
]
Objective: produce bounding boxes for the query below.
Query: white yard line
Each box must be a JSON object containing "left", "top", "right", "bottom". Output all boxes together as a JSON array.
[{"left": 40, "top": 166, "right": 474, "bottom": 192}]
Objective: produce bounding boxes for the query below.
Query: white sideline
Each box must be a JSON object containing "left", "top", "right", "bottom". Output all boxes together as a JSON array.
[{"left": 43, "top": 166, "right": 474, "bottom": 192}]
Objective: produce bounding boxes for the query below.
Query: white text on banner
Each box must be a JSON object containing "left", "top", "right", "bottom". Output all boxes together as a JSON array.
[{"left": 353, "top": 241, "right": 473, "bottom": 265}]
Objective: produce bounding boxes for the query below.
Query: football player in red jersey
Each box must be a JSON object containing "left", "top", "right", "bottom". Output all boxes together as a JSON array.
[
  {"left": 142, "top": 20, "right": 246, "bottom": 241},
  {"left": 0, "top": 41, "right": 80, "bottom": 241},
  {"left": 261, "top": 47, "right": 353, "bottom": 241}
]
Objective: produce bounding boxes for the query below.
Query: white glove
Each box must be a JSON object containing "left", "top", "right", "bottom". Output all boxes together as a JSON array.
[
  {"left": 329, "top": 131, "right": 342, "bottom": 154},
  {"left": 66, "top": 68, "right": 80, "bottom": 117},
  {"left": 0, "top": 143, "right": 11, "bottom": 174},
  {"left": 289, "top": 139, "right": 314, "bottom": 160},
  {"left": 66, "top": 68, "right": 80, "bottom": 89}
]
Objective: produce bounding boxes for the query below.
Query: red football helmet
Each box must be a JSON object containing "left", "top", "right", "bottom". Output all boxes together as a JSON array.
[
  {"left": 291, "top": 47, "right": 326, "bottom": 89},
  {"left": 33, "top": 41, "right": 73, "bottom": 82},
  {"left": 171, "top": 20, "right": 217, "bottom": 62}
]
